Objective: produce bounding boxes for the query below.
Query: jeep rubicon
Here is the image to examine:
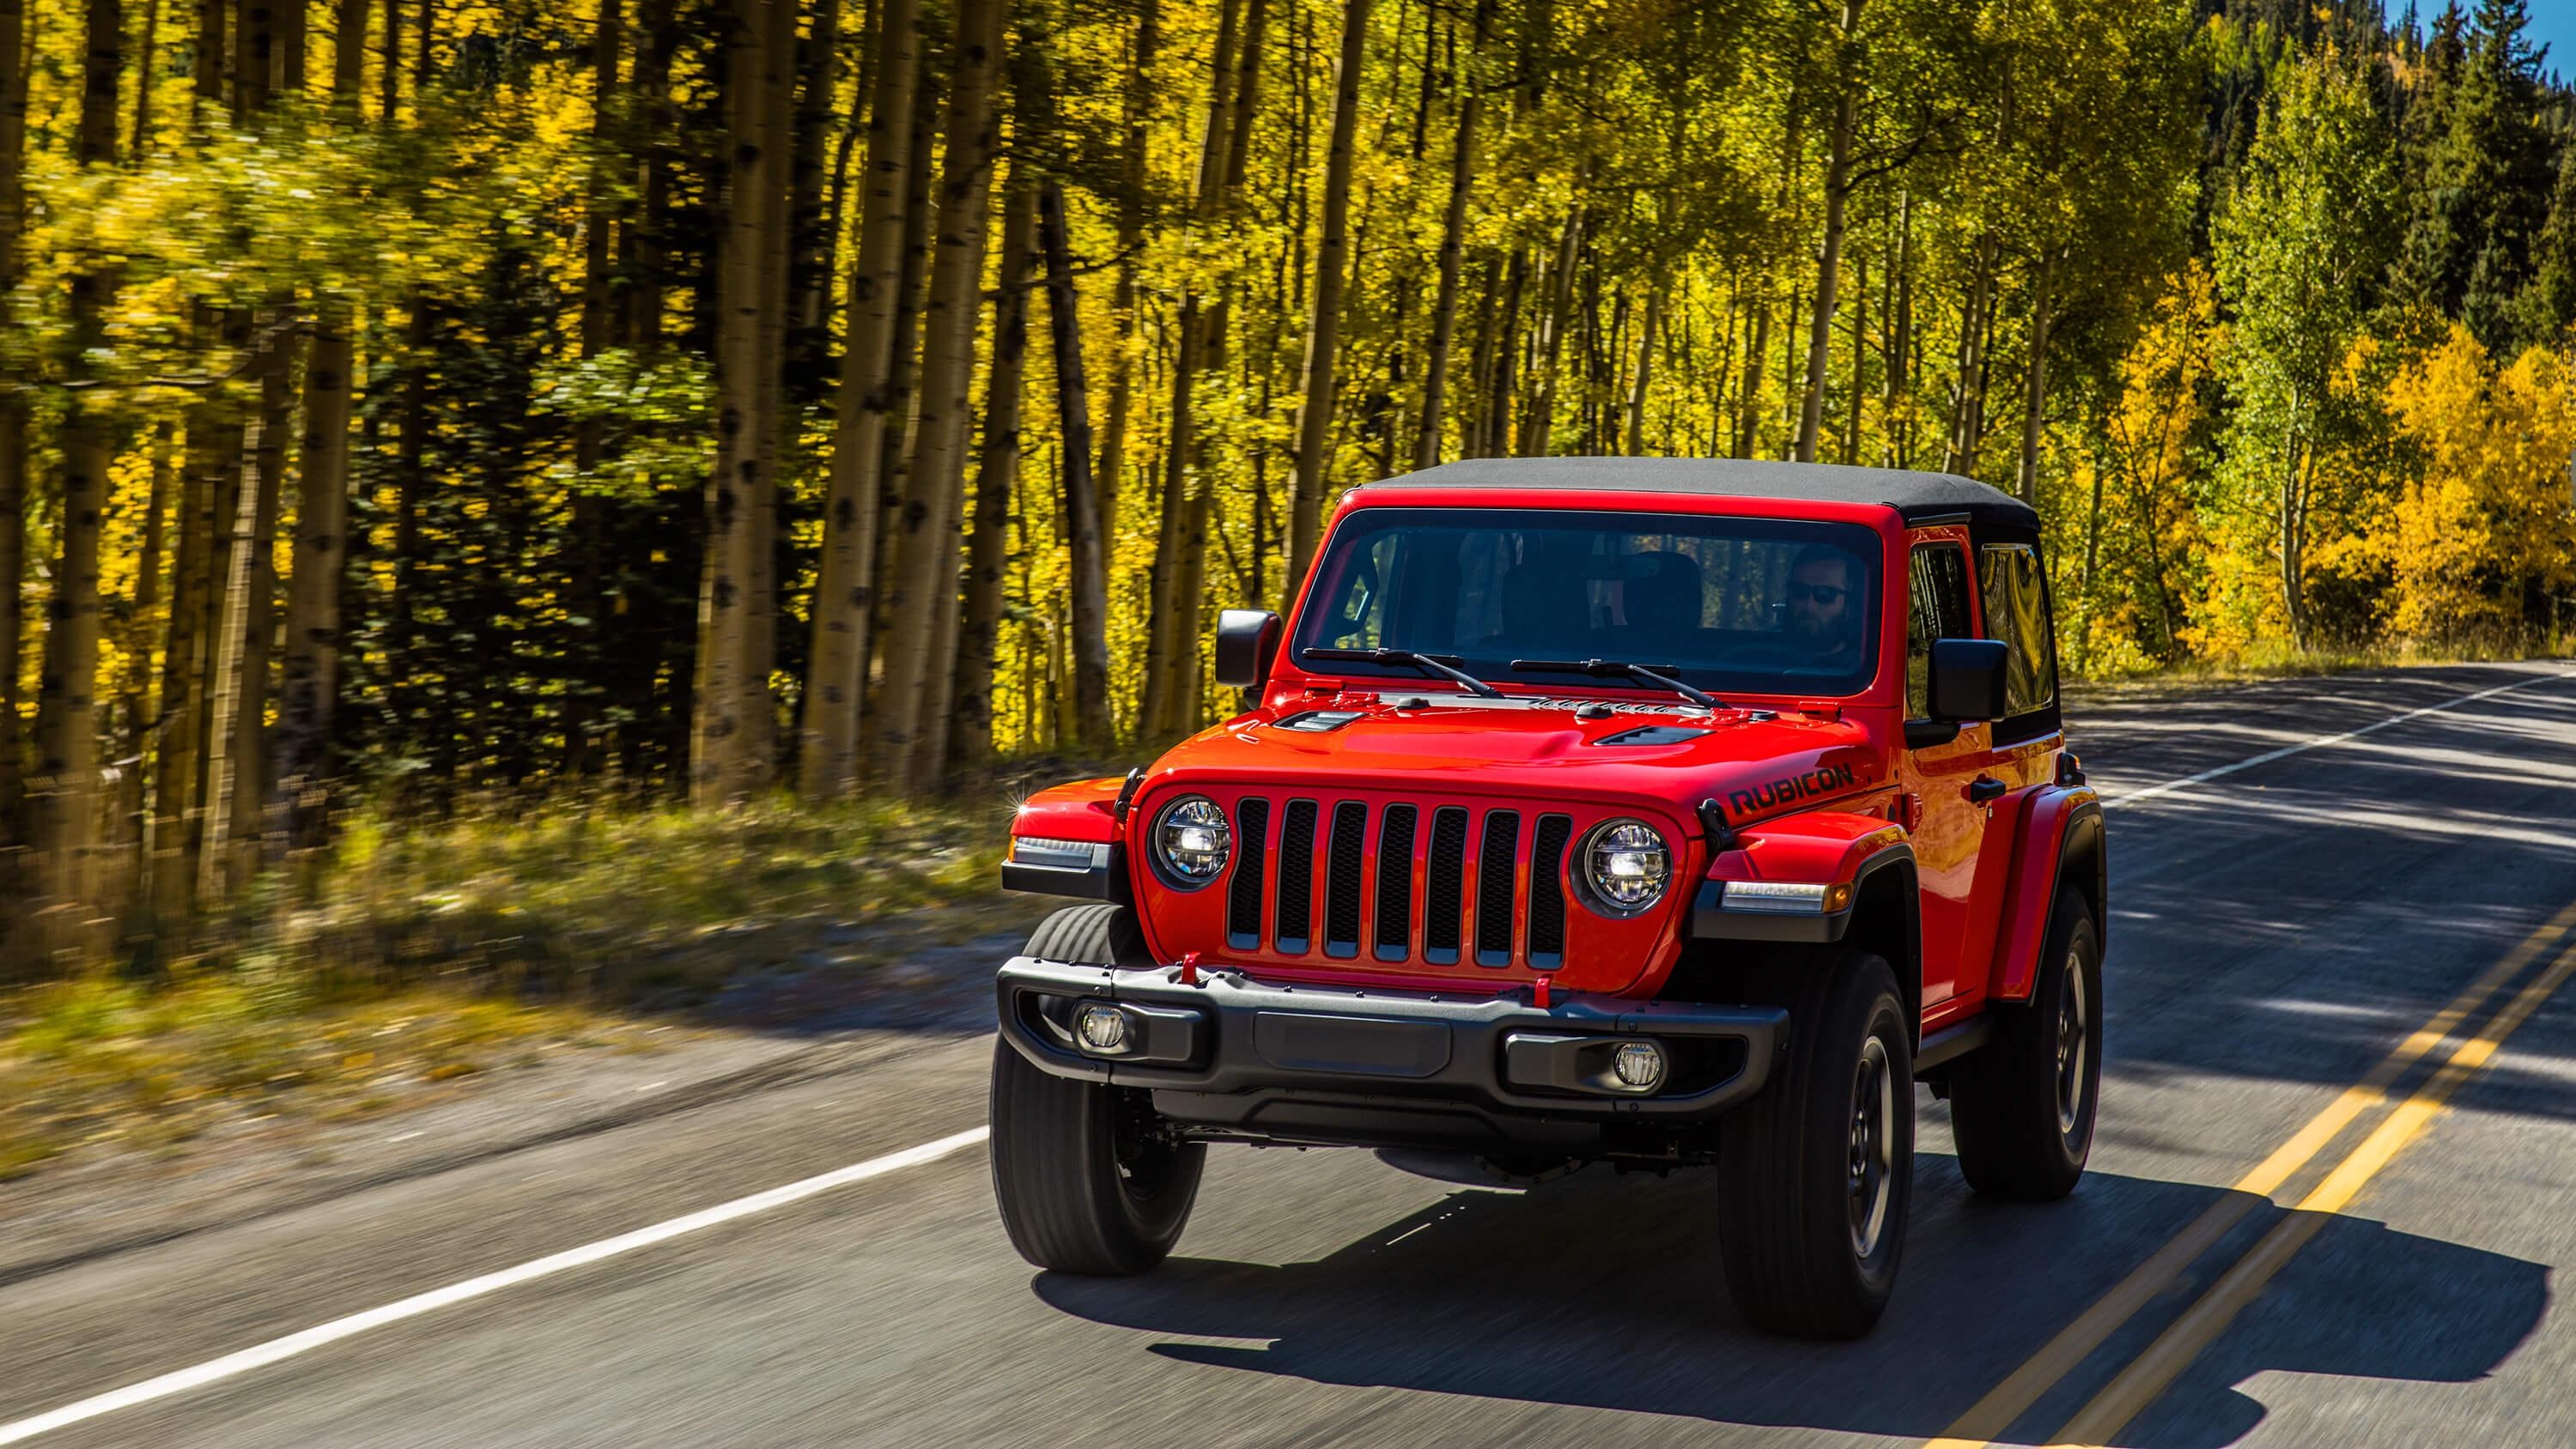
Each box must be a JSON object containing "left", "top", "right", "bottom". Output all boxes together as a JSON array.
[{"left": 988, "top": 458, "right": 2105, "bottom": 1338}]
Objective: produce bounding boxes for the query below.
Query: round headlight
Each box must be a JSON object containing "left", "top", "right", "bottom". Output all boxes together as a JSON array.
[
  {"left": 1582, "top": 819, "right": 1672, "bottom": 914},
  {"left": 1153, "top": 796, "right": 1232, "bottom": 888}
]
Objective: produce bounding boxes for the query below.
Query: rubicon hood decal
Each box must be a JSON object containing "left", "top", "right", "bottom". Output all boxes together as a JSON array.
[{"left": 1723, "top": 761, "right": 1859, "bottom": 818}]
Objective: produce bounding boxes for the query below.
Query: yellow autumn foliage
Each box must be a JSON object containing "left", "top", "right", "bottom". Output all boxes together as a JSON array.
[{"left": 2370, "top": 326, "right": 2576, "bottom": 642}]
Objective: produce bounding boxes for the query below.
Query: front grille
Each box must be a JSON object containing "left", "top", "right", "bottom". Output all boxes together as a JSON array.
[{"left": 1213, "top": 793, "right": 1632, "bottom": 973}]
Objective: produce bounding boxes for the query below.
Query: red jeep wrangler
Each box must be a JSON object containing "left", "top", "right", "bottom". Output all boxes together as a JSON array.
[{"left": 989, "top": 458, "right": 2105, "bottom": 1337}]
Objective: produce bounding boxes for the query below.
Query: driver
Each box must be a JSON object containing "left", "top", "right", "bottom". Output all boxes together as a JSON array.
[{"left": 1787, "top": 544, "right": 1862, "bottom": 661}]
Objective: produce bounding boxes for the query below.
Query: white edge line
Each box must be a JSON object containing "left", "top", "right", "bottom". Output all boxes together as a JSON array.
[
  {"left": 2101, "top": 673, "right": 2555, "bottom": 809},
  {"left": 0, "top": 1125, "right": 991, "bottom": 1446}
]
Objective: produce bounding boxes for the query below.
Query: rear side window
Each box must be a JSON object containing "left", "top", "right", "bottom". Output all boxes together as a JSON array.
[
  {"left": 1978, "top": 543, "right": 2057, "bottom": 718},
  {"left": 1905, "top": 543, "right": 1974, "bottom": 718}
]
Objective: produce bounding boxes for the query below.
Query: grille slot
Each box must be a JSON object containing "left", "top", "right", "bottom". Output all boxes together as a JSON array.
[
  {"left": 1423, "top": 807, "right": 1470, "bottom": 965},
  {"left": 1476, "top": 811, "right": 1522, "bottom": 967},
  {"left": 1227, "top": 797, "right": 1272, "bottom": 949},
  {"left": 1329, "top": 803, "right": 1370, "bottom": 962},
  {"left": 1275, "top": 799, "right": 1318, "bottom": 955},
  {"left": 1323, "top": 803, "right": 1369, "bottom": 957},
  {"left": 1373, "top": 805, "right": 1419, "bottom": 961},
  {"left": 1527, "top": 814, "right": 1573, "bottom": 967}
]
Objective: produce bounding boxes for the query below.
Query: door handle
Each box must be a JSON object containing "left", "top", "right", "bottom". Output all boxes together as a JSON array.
[{"left": 1967, "top": 776, "right": 2008, "bottom": 804}]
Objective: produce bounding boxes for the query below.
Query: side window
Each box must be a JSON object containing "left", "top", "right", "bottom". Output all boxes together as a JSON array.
[
  {"left": 1905, "top": 543, "right": 1973, "bottom": 718},
  {"left": 1978, "top": 543, "right": 2057, "bottom": 717}
]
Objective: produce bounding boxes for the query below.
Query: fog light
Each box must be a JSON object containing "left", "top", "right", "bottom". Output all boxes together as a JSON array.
[
  {"left": 1611, "top": 1040, "right": 1666, "bottom": 1092},
  {"left": 1075, "top": 1003, "right": 1131, "bottom": 1055}
]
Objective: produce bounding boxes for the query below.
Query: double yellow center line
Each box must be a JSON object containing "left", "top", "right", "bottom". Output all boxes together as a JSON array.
[{"left": 1928, "top": 897, "right": 2576, "bottom": 1449}]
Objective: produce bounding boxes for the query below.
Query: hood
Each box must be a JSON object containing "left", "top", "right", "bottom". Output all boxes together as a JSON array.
[{"left": 1146, "top": 689, "right": 1888, "bottom": 824}]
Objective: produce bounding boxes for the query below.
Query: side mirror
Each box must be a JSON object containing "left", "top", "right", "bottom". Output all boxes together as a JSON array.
[
  {"left": 1929, "top": 638, "right": 2010, "bottom": 722},
  {"left": 1214, "top": 609, "right": 1283, "bottom": 689}
]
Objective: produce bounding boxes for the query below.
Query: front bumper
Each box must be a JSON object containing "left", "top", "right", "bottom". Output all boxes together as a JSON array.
[{"left": 995, "top": 956, "right": 1787, "bottom": 1148}]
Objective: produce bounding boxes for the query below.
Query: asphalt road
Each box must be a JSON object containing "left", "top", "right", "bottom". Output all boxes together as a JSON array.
[{"left": 9, "top": 660, "right": 2576, "bottom": 1447}]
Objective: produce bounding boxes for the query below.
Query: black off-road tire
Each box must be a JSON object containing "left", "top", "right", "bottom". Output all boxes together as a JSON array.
[
  {"left": 1716, "top": 949, "right": 1914, "bottom": 1339},
  {"left": 1948, "top": 887, "right": 2103, "bottom": 1201},
  {"left": 989, "top": 905, "right": 1205, "bottom": 1276}
]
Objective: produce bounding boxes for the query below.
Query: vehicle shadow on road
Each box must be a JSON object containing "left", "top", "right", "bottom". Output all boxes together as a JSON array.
[{"left": 1031, "top": 1154, "right": 2546, "bottom": 1446}]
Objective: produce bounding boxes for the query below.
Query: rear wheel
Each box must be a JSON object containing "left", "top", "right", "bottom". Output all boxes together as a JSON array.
[
  {"left": 1716, "top": 949, "right": 1913, "bottom": 1338},
  {"left": 989, "top": 906, "right": 1205, "bottom": 1276},
  {"left": 1948, "top": 888, "right": 2102, "bottom": 1200}
]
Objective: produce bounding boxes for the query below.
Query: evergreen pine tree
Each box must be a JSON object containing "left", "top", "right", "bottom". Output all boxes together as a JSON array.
[
  {"left": 2426, "top": 0, "right": 2554, "bottom": 344},
  {"left": 2522, "top": 147, "right": 2576, "bottom": 342}
]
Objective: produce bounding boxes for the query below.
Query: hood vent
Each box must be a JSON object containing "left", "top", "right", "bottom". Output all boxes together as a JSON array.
[
  {"left": 1273, "top": 709, "right": 1365, "bottom": 732},
  {"left": 1592, "top": 724, "right": 1710, "bottom": 747}
]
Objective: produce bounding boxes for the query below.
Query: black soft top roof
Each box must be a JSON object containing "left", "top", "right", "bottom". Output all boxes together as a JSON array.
[{"left": 1358, "top": 457, "right": 2040, "bottom": 533}]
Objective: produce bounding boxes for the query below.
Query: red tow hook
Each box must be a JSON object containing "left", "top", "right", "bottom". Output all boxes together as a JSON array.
[
  {"left": 1533, "top": 975, "right": 1553, "bottom": 1009},
  {"left": 1178, "top": 951, "right": 1202, "bottom": 986}
]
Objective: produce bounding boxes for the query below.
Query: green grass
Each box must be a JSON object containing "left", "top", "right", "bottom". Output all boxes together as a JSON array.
[
  {"left": 2063, "top": 639, "right": 2571, "bottom": 701},
  {"left": 269, "top": 791, "right": 1038, "bottom": 1005},
  {"left": 0, "top": 967, "right": 635, "bottom": 1182},
  {"left": 3, "top": 792, "right": 1057, "bottom": 1184}
]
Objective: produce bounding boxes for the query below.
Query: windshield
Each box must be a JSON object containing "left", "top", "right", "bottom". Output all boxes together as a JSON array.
[{"left": 1291, "top": 507, "right": 1881, "bottom": 698}]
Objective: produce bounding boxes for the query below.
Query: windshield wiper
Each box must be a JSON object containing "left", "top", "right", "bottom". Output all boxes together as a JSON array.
[
  {"left": 1509, "top": 658, "right": 1722, "bottom": 711},
  {"left": 1303, "top": 647, "right": 1503, "bottom": 699}
]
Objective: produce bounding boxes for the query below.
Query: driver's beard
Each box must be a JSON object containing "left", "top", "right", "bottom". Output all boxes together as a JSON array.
[{"left": 1790, "top": 609, "right": 1844, "bottom": 648}]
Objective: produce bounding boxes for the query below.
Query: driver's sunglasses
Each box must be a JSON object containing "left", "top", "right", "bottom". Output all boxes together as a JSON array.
[{"left": 1791, "top": 582, "right": 1849, "bottom": 606}]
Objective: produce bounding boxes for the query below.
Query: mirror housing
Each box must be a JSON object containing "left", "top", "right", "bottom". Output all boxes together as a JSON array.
[
  {"left": 1929, "top": 638, "right": 2011, "bottom": 723},
  {"left": 1214, "top": 609, "right": 1284, "bottom": 689}
]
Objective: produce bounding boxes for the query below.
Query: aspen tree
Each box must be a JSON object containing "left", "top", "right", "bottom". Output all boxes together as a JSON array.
[
  {"left": 948, "top": 179, "right": 1036, "bottom": 778},
  {"left": 1413, "top": 0, "right": 1488, "bottom": 470},
  {"left": 1096, "top": 0, "right": 1161, "bottom": 539},
  {"left": 690, "top": 0, "right": 793, "bottom": 804},
  {"left": 1795, "top": 0, "right": 1863, "bottom": 463},
  {"left": 33, "top": 0, "right": 125, "bottom": 911},
  {"left": 276, "top": 0, "right": 372, "bottom": 844},
  {"left": 802, "top": 0, "right": 922, "bottom": 797},
  {"left": 1284, "top": 0, "right": 1373, "bottom": 609},
  {"left": 1142, "top": 0, "right": 1248, "bottom": 737},
  {"left": 871, "top": 0, "right": 1008, "bottom": 787},
  {"left": 0, "top": 0, "right": 27, "bottom": 859},
  {"left": 1036, "top": 176, "right": 1114, "bottom": 752}
]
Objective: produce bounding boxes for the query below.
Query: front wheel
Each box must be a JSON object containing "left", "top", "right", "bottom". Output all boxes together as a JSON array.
[
  {"left": 989, "top": 1039, "right": 1205, "bottom": 1275},
  {"left": 1716, "top": 949, "right": 1914, "bottom": 1338},
  {"left": 988, "top": 904, "right": 1203, "bottom": 1275}
]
